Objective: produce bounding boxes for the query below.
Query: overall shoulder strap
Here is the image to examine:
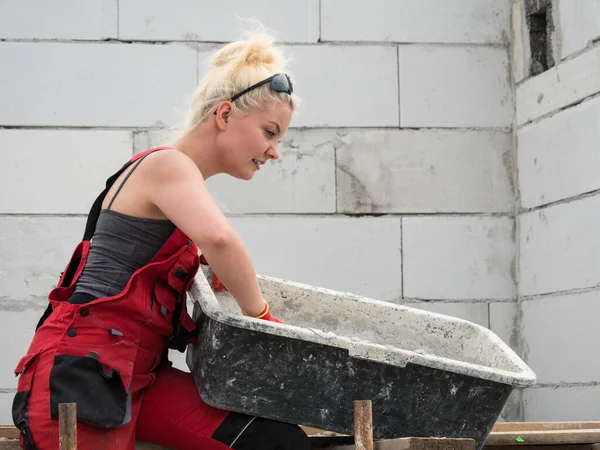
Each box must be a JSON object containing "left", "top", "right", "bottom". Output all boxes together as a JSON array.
[
  {"left": 82, "top": 146, "right": 173, "bottom": 241},
  {"left": 35, "top": 146, "right": 174, "bottom": 331}
]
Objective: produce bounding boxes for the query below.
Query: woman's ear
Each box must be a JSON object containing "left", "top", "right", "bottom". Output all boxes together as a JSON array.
[{"left": 215, "top": 101, "right": 232, "bottom": 130}]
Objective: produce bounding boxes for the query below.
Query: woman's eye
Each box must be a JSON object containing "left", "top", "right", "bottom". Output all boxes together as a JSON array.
[{"left": 266, "top": 129, "right": 275, "bottom": 138}]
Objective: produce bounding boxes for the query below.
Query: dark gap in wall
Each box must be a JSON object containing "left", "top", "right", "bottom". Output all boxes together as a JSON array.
[{"left": 525, "top": 0, "right": 555, "bottom": 76}]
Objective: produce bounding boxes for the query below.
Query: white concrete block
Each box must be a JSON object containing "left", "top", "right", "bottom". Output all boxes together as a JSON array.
[
  {"left": 0, "top": 309, "right": 42, "bottom": 389},
  {"left": 490, "top": 302, "right": 518, "bottom": 350},
  {"left": 403, "top": 216, "right": 515, "bottom": 300},
  {"left": 518, "top": 96, "right": 600, "bottom": 208},
  {"left": 516, "top": 44, "right": 600, "bottom": 125},
  {"left": 0, "top": 392, "right": 15, "bottom": 426},
  {"left": 512, "top": 0, "right": 530, "bottom": 84},
  {"left": 0, "top": 0, "right": 117, "bottom": 40},
  {"left": 0, "top": 130, "right": 132, "bottom": 214},
  {"left": 229, "top": 217, "right": 402, "bottom": 301},
  {"left": 399, "top": 46, "right": 513, "bottom": 128},
  {"left": 282, "top": 45, "right": 399, "bottom": 127},
  {"left": 133, "top": 131, "right": 160, "bottom": 155},
  {"left": 524, "top": 385, "right": 600, "bottom": 421},
  {"left": 168, "top": 349, "right": 190, "bottom": 373},
  {"left": 0, "top": 217, "right": 85, "bottom": 301},
  {"left": 521, "top": 289, "right": 600, "bottom": 384},
  {"left": 519, "top": 194, "right": 600, "bottom": 296},
  {"left": 336, "top": 129, "right": 513, "bottom": 214},
  {"left": 401, "top": 301, "right": 489, "bottom": 328},
  {"left": 321, "top": 0, "right": 510, "bottom": 44},
  {"left": 119, "top": 0, "right": 319, "bottom": 43},
  {"left": 0, "top": 43, "right": 197, "bottom": 127},
  {"left": 557, "top": 0, "right": 600, "bottom": 60}
]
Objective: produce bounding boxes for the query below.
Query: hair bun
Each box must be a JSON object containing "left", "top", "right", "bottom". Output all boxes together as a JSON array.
[
  {"left": 211, "top": 34, "right": 282, "bottom": 71},
  {"left": 242, "top": 36, "right": 277, "bottom": 65}
]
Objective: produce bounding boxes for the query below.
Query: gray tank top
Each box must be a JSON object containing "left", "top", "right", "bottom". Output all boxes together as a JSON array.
[{"left": 74, "top": 156, "right": 176, "bottom": 298}]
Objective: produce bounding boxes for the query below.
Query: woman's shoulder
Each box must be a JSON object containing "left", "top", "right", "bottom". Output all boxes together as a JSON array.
[{"left": 140, "top": 147, "right": 201, "bottom": 182}]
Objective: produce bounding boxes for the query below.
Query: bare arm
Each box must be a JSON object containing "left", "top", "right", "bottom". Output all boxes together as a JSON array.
[{"left": 146, "top": 150, "right": 265, "bottom": 316}]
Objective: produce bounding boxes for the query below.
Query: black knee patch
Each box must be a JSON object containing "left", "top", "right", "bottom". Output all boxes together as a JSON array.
[
  {"left": 263, "top": 420, "right": 310, "bottom": 450},
  {"left": 212, "top": 412, "right": 310, "bottom": 450}
]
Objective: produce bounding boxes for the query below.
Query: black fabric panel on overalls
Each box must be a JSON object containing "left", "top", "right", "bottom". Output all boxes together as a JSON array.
[
  {"left": 11, "top": 352, "right": 41, "bottom": 450},
  {"left": 169, "top": 309, "right": 194, "bottom": 352},
  {"left": 168, "top": 266, "right": 192, "bottom": 352},
  {"left": 83, "top": 159, "right": 135, "bottom": 242}
]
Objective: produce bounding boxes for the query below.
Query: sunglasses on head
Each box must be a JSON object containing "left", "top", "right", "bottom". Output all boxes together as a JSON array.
[
  {"left": 214, "top": 73, "right": 293, "bottom": 114},
  {"left": 230, "top": 72, "right": 293, "bottom": 101}
]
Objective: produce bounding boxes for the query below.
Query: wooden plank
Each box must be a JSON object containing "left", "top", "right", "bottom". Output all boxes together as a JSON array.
[
  {"left": 301, "top": 425, "right": 346, "bottom": 436},
  {"left": 0, "top": 441, "right": 21, "bottom": 450},
  {"left": 0, "top": 427, "right": 19, "bottom": 440},
  {"left": 376, "top": 438, "right": 475, "bottom": 450},
  {"left": 484, "top": 445, "right": 600, "bottom": 450},
  {"left": 492, "top": 423, "right": 600, "bottom": 432},
  {"left": 305, "top": 422, "right": 600, "bottom": 435},
  {"left": 486, "top": 429, "right": 600, "bottom": 446}
]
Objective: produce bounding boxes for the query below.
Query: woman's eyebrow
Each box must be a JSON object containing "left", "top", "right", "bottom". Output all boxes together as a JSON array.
[{"left": 268, "top": 121, "right": 281, "bottom": 135}]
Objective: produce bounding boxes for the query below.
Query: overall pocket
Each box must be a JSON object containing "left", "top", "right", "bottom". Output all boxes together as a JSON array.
[
  {"left": 12, "top": 350, "right": 41, "bottom": 450},
  {"left": 49, "top": 340, "right": 136, "bottom": 429},
  {"left": 147, "top": 279, "right": 179, "bottom": 337}
]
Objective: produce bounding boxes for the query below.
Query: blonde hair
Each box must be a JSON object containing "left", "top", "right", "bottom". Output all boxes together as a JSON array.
[{"left": 183, "top": 33, "right": 298, "bottom": 132}]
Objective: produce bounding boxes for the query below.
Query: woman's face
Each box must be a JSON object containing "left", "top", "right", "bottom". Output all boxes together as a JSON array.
[{"left": 218, "top": 101, "right": 293, "bottom": 180}]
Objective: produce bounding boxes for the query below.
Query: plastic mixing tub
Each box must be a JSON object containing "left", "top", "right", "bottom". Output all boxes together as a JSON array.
[{"left": 186, "top": 267, "right": 536, "bottom": 449}]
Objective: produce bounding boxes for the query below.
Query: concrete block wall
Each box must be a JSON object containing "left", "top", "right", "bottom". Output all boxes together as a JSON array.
[
  {"left": 512, "top": 0, "right": 600, "bottom": 421},
  {"left": 0, "top": 0, "right": 519, "bottom": 425}
]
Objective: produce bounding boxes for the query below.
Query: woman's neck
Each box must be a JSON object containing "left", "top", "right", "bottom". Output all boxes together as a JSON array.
[{"left": 170, "top": 124, "right": 221, "bottom": 180}]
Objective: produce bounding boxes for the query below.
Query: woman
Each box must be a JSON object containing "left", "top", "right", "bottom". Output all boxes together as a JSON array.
[{"left": 12, "top": 32, "right": 310, "bottom": 450}]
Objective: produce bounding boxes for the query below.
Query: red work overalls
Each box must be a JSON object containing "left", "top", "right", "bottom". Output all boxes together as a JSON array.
[{"left": 11, "top": 147, "right": 232, "bottom": 449}]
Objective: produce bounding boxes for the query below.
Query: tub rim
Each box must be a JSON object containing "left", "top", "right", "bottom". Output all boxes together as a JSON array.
[{"left": 189, "top": 269, "right": 537, "bottom": 388}]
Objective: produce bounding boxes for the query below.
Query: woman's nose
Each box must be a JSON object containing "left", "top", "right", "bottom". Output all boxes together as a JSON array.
[{"left": 266, "top": 145, "right": 280, "bottom": 161}]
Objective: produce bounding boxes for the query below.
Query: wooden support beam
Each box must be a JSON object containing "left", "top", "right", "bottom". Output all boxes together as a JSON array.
[
  {"left": 354, "top": 400, "right": 374, "bottom": 450},
  {"left": 58, "top": 403, "right": 77, "bottom": 450}
]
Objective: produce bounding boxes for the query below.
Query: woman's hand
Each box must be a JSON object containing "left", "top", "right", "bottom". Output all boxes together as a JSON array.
[{"left": 244, "top": 301, "right": 282, "bottom": 324}]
